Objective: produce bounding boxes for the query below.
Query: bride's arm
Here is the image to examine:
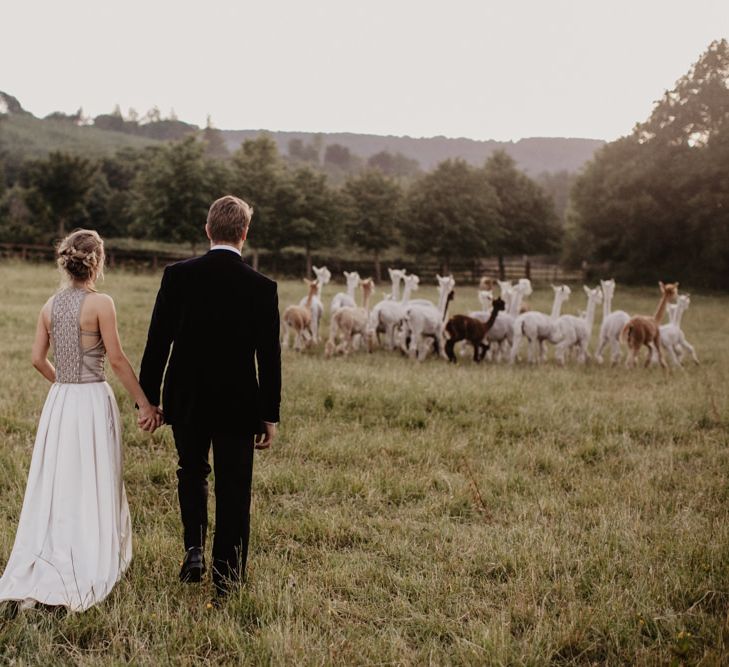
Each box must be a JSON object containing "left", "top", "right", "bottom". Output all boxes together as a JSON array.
[
  {"left": 96, "top": 294, "right": 161, "bottom": 429},
  {"left": 31, "top": 305, "right": 55, "bottom": 382}
]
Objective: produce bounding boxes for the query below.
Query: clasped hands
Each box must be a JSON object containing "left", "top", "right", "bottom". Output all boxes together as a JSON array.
[{"left": 138, "top": 403, "right": 165, "bottom": 433}]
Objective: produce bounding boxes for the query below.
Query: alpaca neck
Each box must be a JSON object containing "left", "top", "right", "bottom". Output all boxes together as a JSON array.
[
  {"left": 484, "top": 306, "right": 501, "bottom": 331},
  {"left": 304, "top": 291, "right": 315, "bottom": 310},
  {"left": 653, "top": 292, "right": 671, "bottom": 323},
  {"left": 602, "top": 291, "right": 613, "bottom": 320},
  {"left": 550, "top": 294, "right": 565, "bottom": 319},
  {"left": 437, "top": 288, "right": 450, "bottom": 319},
  {"left": 674, "top": 303, "right": 688, "bottom": 328},
  {"left": 400, "top": 282, "right": 414, "bottom": 305},
  {"left": 390, "top": 277, "right": 402, "bottom": 301},
  {"left": 346, "top": 282, "right": 357, "bottom": 299},
  {"left": 509, "top": 290, "right": 523, "bottom": 317},
  {"left": 362, "top": 289, "right": 372, "bottom": 313},
  {"left": 584, "top": 298, "right": 599, "bottom": 336}
]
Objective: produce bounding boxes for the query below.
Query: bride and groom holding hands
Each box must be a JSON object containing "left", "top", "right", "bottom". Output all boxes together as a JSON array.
[{"left": 0, "top": 195, "right": 281, "bottom": 611}]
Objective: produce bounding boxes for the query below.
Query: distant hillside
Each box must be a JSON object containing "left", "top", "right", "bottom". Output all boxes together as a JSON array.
[
  {"left": 221, "top": 130, "right": 604, "bottom": 174},
  {"left": 0, "top": 114, "right": 158, "bottom": 165}
]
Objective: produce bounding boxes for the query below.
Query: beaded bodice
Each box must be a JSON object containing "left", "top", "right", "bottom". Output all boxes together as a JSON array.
[{"left": 51, "top": 287, "right": 106, "bottom": 384}]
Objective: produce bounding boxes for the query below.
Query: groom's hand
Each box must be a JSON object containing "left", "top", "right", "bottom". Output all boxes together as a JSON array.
[
  {"left": 138, "top": 404, "right": 164, "bottom": 432},
  {"left": 255, "top": 422, "right": 276, "bottom": 450}
]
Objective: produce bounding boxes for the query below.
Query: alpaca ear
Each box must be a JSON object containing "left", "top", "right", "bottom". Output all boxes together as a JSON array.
[
  {"left": 583, "top": 285, "right": 590, "bottom": 295},
  {"left": 659, "top": 281, "right": 665, "bottom": 290},
  {"left": 675, "top": 282, "right": 680, "bottom": 289}
]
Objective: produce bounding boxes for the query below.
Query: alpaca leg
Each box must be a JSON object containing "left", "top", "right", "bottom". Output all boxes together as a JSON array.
[
  {"left": 610, "top": 336, "right": 623, "bottom": 366},
  {"left": 281, "top": 321, "right": 290, "bottom": 349},
  {"left": 445, "top": 338, "right": 457, "bottom": 363},
  {"left": 663, "top": 341, "right": 681, "bottom": 367},
  {"left": 595, "top": 334, "right": 607, "bottom": 364},
  {"left": 679, "top": 334, "right": 700, "bottom": 365}
]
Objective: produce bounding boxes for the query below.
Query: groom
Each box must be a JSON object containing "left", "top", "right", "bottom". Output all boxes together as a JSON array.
[{"left": 139, "top": 195, "right": 281, "bottom": 599}]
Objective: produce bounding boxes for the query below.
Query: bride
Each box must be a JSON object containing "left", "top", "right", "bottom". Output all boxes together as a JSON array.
[{"left": 0, "top": 229, "right": 161, "bottom": 611}]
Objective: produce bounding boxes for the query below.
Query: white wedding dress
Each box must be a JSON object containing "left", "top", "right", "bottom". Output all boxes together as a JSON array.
[{"left": 0, "top": 287, "right": 132, "bottom": 611}]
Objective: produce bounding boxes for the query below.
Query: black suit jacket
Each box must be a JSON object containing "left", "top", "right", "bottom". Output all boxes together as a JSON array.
[{"left": 139, "top": 249, "right": 281, "bottom": 433}]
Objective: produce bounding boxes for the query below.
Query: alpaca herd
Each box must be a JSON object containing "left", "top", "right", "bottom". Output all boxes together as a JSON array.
[{"left": 281, "top": 266, "right": 699, "bottom": 369}]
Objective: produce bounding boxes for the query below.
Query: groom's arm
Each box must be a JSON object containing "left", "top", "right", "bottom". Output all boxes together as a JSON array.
[
  {"left": 139, "top": 266, "right": 176, "bottom": 407},
  {"left": 255, "top": 281, "right": 282, "bottom": 424}
]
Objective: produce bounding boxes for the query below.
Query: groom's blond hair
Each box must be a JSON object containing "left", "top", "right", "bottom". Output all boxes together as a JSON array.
[{"left": 207, "top": 195, "right": 253, "bottom": 243}]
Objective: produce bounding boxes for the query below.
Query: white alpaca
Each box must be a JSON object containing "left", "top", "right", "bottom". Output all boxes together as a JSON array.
[
  {"left": 509, "top": 285, "right": 571, "bottom": 364},
  {"left": 553, "top": 285, "right": 603, "bottom": 365},
  {"left": 367, "top": 273, "right": 420, "bottom": 350},
  {"left": 657, "top": 295, "right": 699, "bottom": 367},
  {"left": 474, "top": 279, "right": 532, "bottom": 362},
  {"left": 299, "top": 265, "right": 331, "bottom": 344},
  {"left": 595, "top": 279, "right": 630, "bottom": 365},
  {"left": 330, "top": 271, "right": 361, "bottom": 314},
  {"left": 404, "top": 275, "right": 456, "bottom": 361}
]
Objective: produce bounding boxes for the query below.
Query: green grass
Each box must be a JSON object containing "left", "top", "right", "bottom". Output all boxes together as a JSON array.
[{"left": 0, "top": 261, "right": 727, "bottom": 665}]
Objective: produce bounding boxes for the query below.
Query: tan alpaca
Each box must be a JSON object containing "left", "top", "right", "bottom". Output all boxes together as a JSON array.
[
  {"left": 282, "top": 279, "right": 319, "bottom": 351},
  {"left": 621, "top": 281, "right": 678, "bottom": 368},
  {"left": 325, "top": 279, "right": 375, "bottom": 357}
]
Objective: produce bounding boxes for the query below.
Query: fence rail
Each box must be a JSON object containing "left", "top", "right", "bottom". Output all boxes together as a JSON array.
[{"left": 0, "top": 243, "right": 586, "bottom": 285}]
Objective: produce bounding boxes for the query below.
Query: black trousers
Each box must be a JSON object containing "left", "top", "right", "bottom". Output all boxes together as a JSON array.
[{"left": 171, "top": 424, "right": 255, "bottom": 591}]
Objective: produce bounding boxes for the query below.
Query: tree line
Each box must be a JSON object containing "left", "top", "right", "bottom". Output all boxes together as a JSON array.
[{"left": 0, "top": 133, "right": 559, "bottom": 279}]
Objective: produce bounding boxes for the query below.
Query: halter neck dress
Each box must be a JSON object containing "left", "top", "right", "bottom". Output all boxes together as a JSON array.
[{"left": 0, "top": 287, "right": 132, "bottom": 611}]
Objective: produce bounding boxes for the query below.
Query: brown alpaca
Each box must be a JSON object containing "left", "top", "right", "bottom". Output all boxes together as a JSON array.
[
  {"left": 621, "top": 281, "right": 678, "bottom": 368},
  {"left": 445, "top": 297, "right": 505, "bottom": 363},
  {"left": 282, "top": 279, "right": 319, "bottom": 351},
  {"left": 479, "top": 276, "right": 495, "bottom": 291},
  {"left": 325, "top": 278, "right": 375, "bottom": 357}
]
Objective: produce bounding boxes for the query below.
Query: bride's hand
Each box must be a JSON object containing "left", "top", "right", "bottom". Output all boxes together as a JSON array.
[{"left": 138, "top": 403, "right": 162, "bottom": 432}]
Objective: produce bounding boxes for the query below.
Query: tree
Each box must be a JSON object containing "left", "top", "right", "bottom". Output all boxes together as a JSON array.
[
  {"left": 482, "top": 151, "right": 560, "bottom": 272},
  {"left": 284, "top": 166, "right": 340, "bottom": 276},
  {"left": 367, "top": 151, "right": 421, "bottom": 180},
  {"left": 288, "top": 138, "right": 320, "bottom": 164},
  {"left": 403, "top": 159, "right": 503, "bottom": 272},
  {"left": 130, "top": 137, "right": 216, "bottom": 250},
  {"left": 324, "top": 143, "right": 354, "bottom": 169},
  {"left": 24, "top": 151, "right": 97, "bottom": 237},
  {"left": 229, "top": 136, "right": 287, "bottom": 266},
  {"left": 201, "top": 116, "right": 229, "bottom": 159},
  {"left": 343, "top": 170, "right": 403, "bottom": 280},
  {"left": 568, "top": 39, "right": 729, "bottom": 286}
]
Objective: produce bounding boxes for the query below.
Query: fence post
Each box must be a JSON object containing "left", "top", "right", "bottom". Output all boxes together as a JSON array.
[{"left": 524, "top": 256, "right": 531, "bottom": 281}]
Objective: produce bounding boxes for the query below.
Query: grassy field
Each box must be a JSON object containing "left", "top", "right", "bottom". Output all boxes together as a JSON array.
[{"left": 0, "top": 261, "right": 727, "bottom": 665}]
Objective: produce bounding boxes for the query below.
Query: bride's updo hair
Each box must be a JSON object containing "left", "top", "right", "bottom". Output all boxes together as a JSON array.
[{"left": 57, "top": 229, "right": 105, "bottom": 283}]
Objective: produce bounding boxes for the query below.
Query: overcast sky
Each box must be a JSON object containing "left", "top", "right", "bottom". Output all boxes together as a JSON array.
[{"left": 2, "top": 0, "right": 727, "bottom": 141}]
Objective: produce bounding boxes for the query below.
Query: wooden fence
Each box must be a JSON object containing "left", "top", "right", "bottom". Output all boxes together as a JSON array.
[{"left": 0, "top": 243, "right": 586, "bottom": 285}]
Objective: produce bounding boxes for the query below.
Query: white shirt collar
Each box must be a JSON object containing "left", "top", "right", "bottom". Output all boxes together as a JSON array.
[{"left": 210, "top": 244, "right": 242, "bottom": 256}]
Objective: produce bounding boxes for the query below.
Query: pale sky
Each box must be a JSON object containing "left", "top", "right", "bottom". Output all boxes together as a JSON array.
[{"left": 2, "top": 0, "right": 727, "bottom": 141}]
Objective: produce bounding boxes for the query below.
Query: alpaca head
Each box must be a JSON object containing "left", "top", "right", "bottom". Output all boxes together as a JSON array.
[
  {"left": 343, "top": 271, "right": 361, "bottom": 290},
  {"left": 304, "top": 278, "right": 319, "bottom": 295},
  {"left": 478, "top": 289, "right": 493, "bottom": 310},
  {"left": 677, "top": 294, "right": 691, "bottom": 310},
  {"left": 360, "top": 278, "right": 375, "bottom": 298},
  {"left": 437, "top": 274, "right": 456, "bottom": 293},
  {"left": 312, "top": 265, "right": 331, "bottom": 286},
  {"left": 659, "top": 281, "right": 679, "bottom": 301},
  {"left": 583, "top": 284, "right": 603, "bottom": 306},
  {"left": 403, "top": 274, "right": 420, "bottom": 292},
  {"left": 497, "top": 280, "right": 513, "bottom": 297},
  {"left": 600, "top": 278, "right": 616, "bottom": 301},
  {"left": 492, "top": 297, "right": 506, "bottom": 313},
  {"left": 552, "top": 284, "right": 572, "bottom": 299},
  {"left": 516, "top": 278, "right": 533, "bottom": 297},
  {"left": 388, "top": 268, "right": 406, "bottom": 284},
  {"left": 479, "top": 276, "right": 495, "bottom": 291}
]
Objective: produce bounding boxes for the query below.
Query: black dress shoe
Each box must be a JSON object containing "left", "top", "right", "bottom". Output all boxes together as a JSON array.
[{"left": 179, "top": 547, "right": 206, "bottom": 583}]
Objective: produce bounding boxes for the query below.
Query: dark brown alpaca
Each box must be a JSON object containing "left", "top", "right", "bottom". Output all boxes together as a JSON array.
[{"left": 445, "top": 297, "right": 505, "bottom": 363}]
